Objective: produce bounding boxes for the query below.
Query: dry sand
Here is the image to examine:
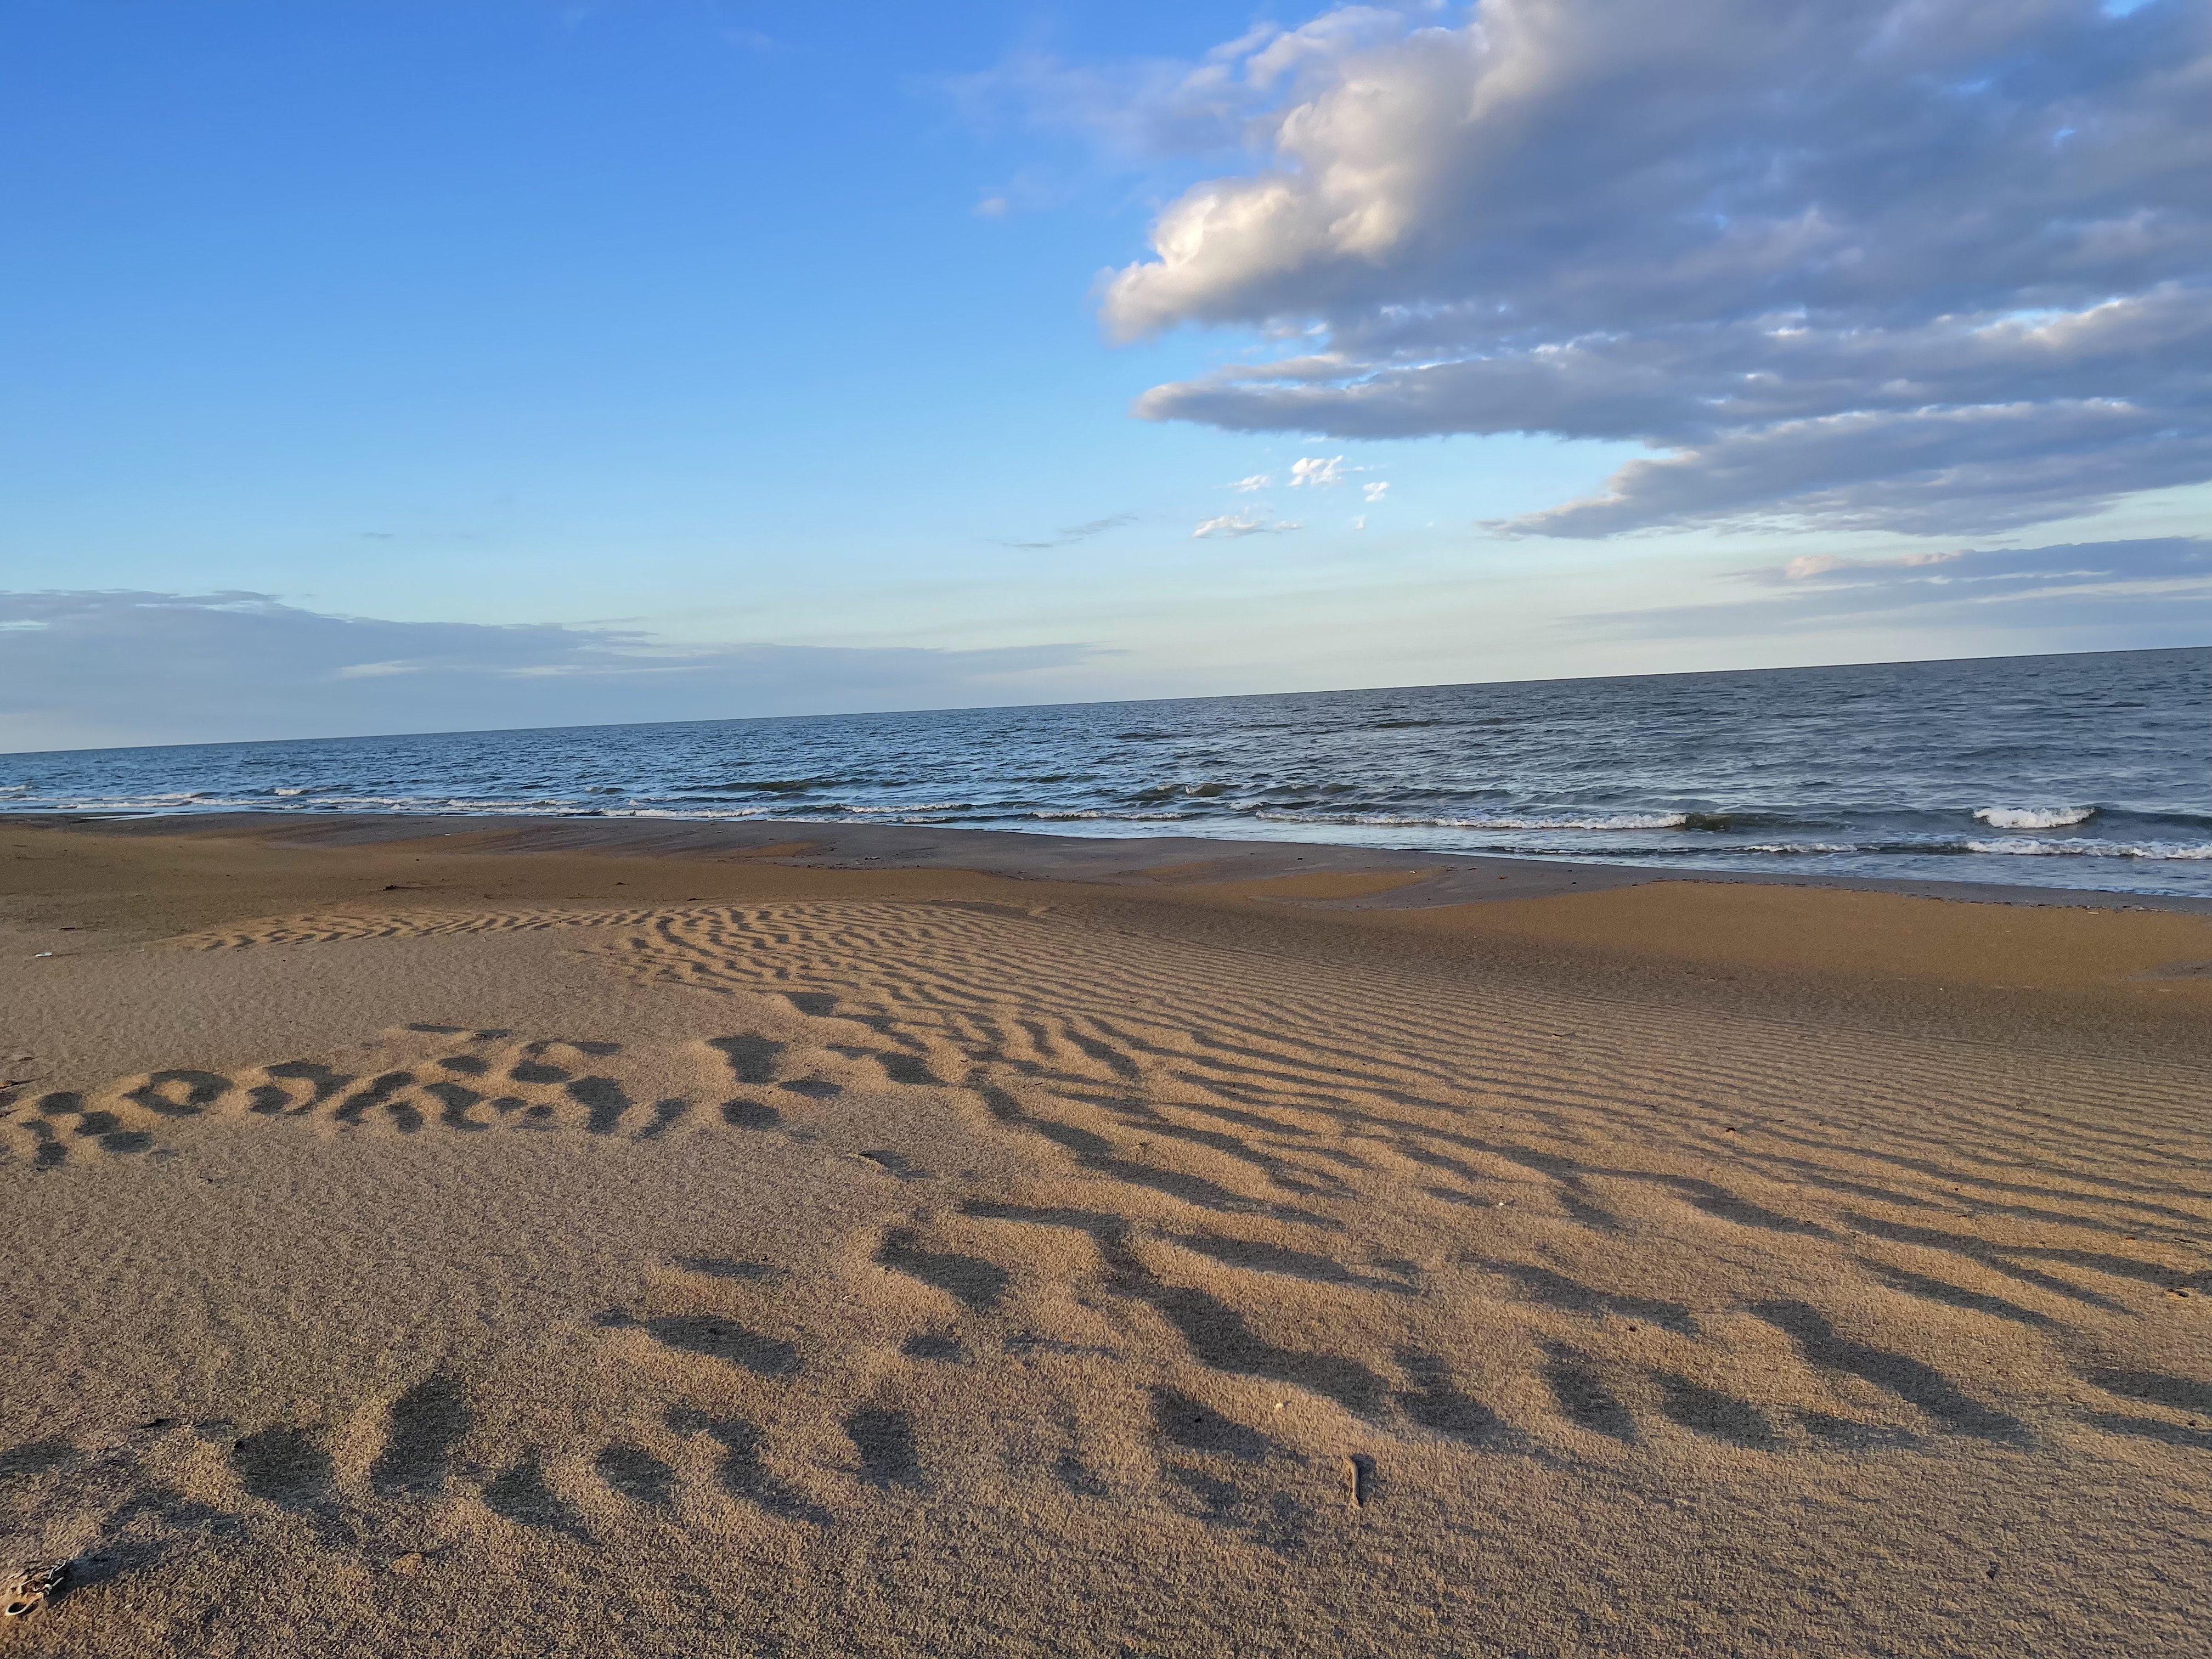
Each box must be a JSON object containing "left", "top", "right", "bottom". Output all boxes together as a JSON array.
[{"left": 1, "top": 814, "right": 2208, "bottom": 1657}]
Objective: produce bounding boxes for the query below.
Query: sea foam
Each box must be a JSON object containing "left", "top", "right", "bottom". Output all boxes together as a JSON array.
[
  {"left": 1257, "top": 811, "right": 1690, "bottom": 832},
  {"left": 1963, "top": 837, "right": 2212, "bottom": 860},
  {"left": 1973, "top": 805, "right": 2095, "bottom": 829}
]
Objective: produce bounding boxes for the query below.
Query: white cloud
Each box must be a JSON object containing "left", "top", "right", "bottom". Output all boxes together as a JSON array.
[
  {"left": 0, "top": 591, "right": 1104, "bottom": 752},
  {"left": 1289, "top": 455, "right": 1347, "bottom": 487},
  {"left": 1362, "top": 480, "right": 1390, "bottom": 504},
  {"left": 1351, "top": 515, "right": 1368, "bottom": 530},
  {"left": 1094, "top": 1, "right": 2212, "bottom": 538},
  {"left": 1193, "top": 512, "right": 1302, "bottom": 538},
  {"left": 1228, "top": 473, "right": 1272, "bottom": 491}
]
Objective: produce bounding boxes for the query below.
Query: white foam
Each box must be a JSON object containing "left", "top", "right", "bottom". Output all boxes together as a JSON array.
[
  {"left": 1973, "top": 805, "right": 2095, "bottom": 829},
  {"left": 1732, "top": 842, "right": 1859, "bottom": 854},
  {"left": 1255, "top": 810, "right": 1690, "bottom": 832},
  {"left": 1032, "top": 809, "right": 1187, "bottom": 821},
  {"left": 597, "top": 806, "right": 768, "bottom": 820},
  {"left": 1963, "top": 838, "right": 2212, "bottom": 860}
]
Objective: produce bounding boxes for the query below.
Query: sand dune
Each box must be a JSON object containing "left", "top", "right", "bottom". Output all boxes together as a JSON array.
[{"left": 2, "top": 819, "right": 2208, "bottom": 1656}]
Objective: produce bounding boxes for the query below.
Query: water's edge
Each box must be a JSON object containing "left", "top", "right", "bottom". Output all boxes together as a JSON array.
[{"left": 20, "top": 810, "right": 2212, "bottom": 916}]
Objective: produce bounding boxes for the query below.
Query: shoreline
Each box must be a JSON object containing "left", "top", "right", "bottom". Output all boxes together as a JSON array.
[{"left": 9, "top": 808, "right": 2211, "bottom": 915}]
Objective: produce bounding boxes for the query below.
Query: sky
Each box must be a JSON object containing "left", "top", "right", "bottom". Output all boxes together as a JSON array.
[{"left": 2, "top": 0, "right": 2207, "bottom": 752}]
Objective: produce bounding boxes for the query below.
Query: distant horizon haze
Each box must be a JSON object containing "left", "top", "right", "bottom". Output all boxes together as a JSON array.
[{"left": 2, "top": 640, "right": 2203, "bottom": 761}]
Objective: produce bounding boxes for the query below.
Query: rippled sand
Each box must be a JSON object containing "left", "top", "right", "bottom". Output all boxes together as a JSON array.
[{"left": 2, "top": 816, "right": 2207, "bottom": 1657}]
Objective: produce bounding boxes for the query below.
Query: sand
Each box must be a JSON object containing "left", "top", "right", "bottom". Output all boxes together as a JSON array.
[{"left": 1, "top": 814, "right": 2207, "bottom": 1657}]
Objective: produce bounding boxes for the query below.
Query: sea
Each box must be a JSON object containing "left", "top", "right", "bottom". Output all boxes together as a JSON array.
[{"left": 4, "top": 647, "right": 2207, "bottom": 898}]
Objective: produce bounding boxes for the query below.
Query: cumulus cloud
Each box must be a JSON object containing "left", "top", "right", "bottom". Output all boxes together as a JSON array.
[
  {"left": 1363, "top": 480, "right": 1390, "bottom": 504},
  {"left": 1579, "top": 536, "right": 2212, "bottom": 639},
  {"left": 1192, "top": 512, "right": 1302, "bottom": 538},
  {"left": 1096, "top": 1, "right": 2212, "bottom": 537},
  {"left": 1288, "top": 455, "right": 1348, "bottom": 487},
  {"left": 0, "top": 591, "right": 1103, "bottom": 752},
  {"left": 1228, "top": 473, "right": 1272, "bottom": 492}
]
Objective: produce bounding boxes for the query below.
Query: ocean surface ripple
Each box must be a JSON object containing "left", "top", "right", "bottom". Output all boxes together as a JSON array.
[{"left": 5, "top": 647, "right": 2207, "bottom": 897}]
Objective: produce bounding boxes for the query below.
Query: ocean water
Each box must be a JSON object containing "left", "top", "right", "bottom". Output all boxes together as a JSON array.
[{"left": 4, "top": 647, "right": 2207, "bottom": 897}]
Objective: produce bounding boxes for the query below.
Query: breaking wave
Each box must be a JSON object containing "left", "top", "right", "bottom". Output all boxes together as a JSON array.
[
  {"left": 1973, "top": 805, "right": 2096, "bottom": 829},
  {"left": 1963, "top": 837, "right": 2212, "bottom": 860},
  {"left": 1255, "top": 810, "right": 1691, "bottom": 832}
]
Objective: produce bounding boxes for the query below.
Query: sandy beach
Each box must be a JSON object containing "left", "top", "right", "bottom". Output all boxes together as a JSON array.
[{"left": 2, "top": 812, "right": 2208, "bottom": 1657}]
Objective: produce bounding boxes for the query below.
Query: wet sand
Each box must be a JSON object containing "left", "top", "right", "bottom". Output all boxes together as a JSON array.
[{"left": 2, "top": 814, "right": 2207, "bottom": 1657}]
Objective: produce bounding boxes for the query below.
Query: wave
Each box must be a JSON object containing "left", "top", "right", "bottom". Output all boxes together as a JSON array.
[
  {"left": 1676, "top": 810, "right": 1785, "bottom": 832},
  {"left": 1132, "top": 782, "right": 1230, "bottom": 801},
  {"left": 1252, "top": 810, "right": 1692, "bottom": 831},
  {"left": 1716, "top": 842, "right": 1860, "bottom": 855},
  {"left": 840, "top": 802, "right": 976, "bottom": 815},
  {"left": 706, "top": 777, "right": 836, "bottom": 794},
  {"left": 1973, "top": 805, "right": 2096, "bottom": 829},
  {"left": 1507, "top": 841, "right": 1859, "bottom": 856},
  {"left": 1962, "top": 838, "right": 2212, "bottom": 860},
  {"left": 1030, "top": 809, "right": 1190, "bottom": 822}
]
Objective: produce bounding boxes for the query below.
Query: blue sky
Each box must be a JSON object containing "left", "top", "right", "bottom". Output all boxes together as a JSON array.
[{"left": 3, "top": 1, "right": 2207, "bottom": 751}]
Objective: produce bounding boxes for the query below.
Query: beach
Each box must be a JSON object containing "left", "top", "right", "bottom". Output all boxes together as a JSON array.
[{"left": 3, "top": 812, "right": 2208, "bottom": 1657}]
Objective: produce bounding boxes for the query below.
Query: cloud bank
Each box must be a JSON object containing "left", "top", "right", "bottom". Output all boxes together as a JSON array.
[
  {"left": 0, "top": 592, "right": 1101, "bottom": 753},
  {"left": 1581, "top": 535, "right": 2212, "bottom": 640},
  {"left": 1097, "top": 1, "right": 2211, "bottom": 537}
]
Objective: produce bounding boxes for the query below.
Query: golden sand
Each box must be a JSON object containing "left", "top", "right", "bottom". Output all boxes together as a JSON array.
[{"left": 1, "top": 816, "right": 2206, "bottom": 1656}]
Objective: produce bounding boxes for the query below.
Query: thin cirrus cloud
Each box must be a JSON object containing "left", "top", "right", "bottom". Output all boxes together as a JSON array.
[
  {"left": 0, "top": 591, "right": 1104, "bottom": 753},
  {"left": 1073, "top": 1, "right": 2211, "bottom": 539},
  {"left": 1001, "top": 513, "right": 1140, "bottom": 550},
  {"left": 1578, "top": 537, "right": 2212, "bottom": 640},
  {"left": 1192, "top": 512, "right": 1301, "bottom": 539}
]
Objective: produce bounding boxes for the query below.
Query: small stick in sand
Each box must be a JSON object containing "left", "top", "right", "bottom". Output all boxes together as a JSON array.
[{"left": 1344, "top": 1454, "right": 1375, "bottom": 1508}]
